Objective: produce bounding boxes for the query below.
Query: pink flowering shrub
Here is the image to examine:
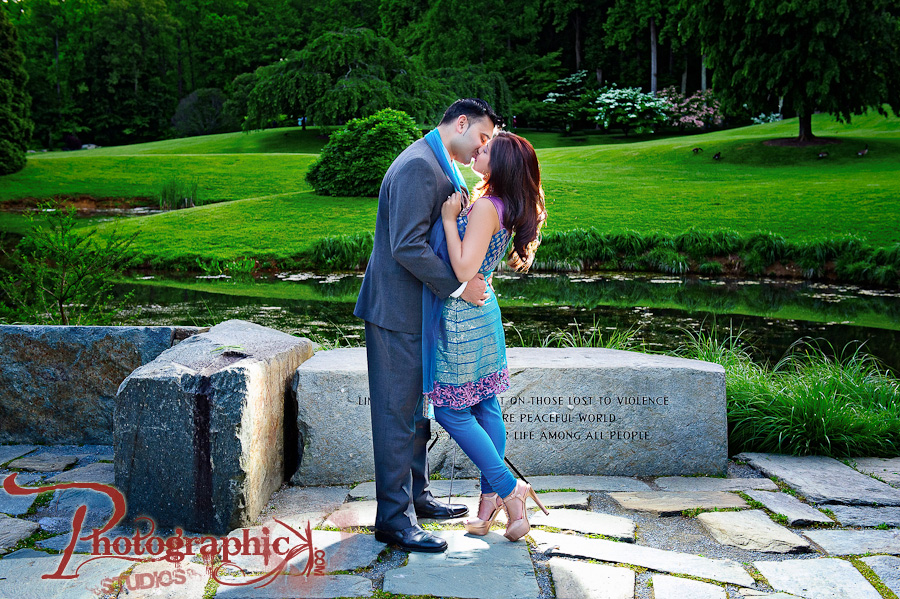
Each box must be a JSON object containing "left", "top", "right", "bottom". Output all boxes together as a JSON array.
[{"left": 656, "top": 87, "right": 724, "bottom": 131}]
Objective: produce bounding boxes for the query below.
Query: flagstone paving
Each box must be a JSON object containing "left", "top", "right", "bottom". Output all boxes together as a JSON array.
[
  {"left": 697, "top": 510, "right": 811, "bottom": 553},
  {"left": 531, "top": 491, "right": 590, "bottom": 509},
  {"left": 852, "top": 457, "right": 900, "bottom": 486},
  {"left": 529, "top": 508, "right": 635, "bottom": 541},
  {"left": 383, "top": 530, "right": 540, "bottom": 599},
  {"left": 119, "top": 559, "right": 210, "bottom": 599},
  {"left": 654, "top": 477, "right": 778, "bottom": 492},
  {"left": 0, "top": 486, "right": 37, "bottom": 515},
  {"left": 754, "top": 557, "right": 883, "bottom": 599},
  {"left": 826, "top": 504, "right": 900, "bottom": 527},
  {"left": 0, "top": 445, "right": 38, "bottom": 466},
  {"left": 738, "top": 453, "right": 900, "bottom": 505},
  {"left": 0, "top": 548, "right": 132, "bottom": 599},
  {"left": 651, "top": 574, "right": 726, "bottom": 599},
  {"left": 214, "top": 574, "right": 373, "bottom": 598},
  {"left": 8, "top": 453, "right": 79, "bottom": 472},
  {"left": 45, "top": 462, "right": 114, "bottom": 484},
  {"left": 529, "top": 529, "right": 755, "bottom": 586},
  {"left": 5, "top": 451, "right": 900, "bottom": 599},
  {"left": 608, "top": 491, "right": 748, "bottom": 515},
  {"left": 0, "top": 513, "right": 40, "bottom": 552},
  {"left": 226, "top": 529, "right": 386, "bottom": 574},
  {"left": 860, "top": 555, "right": 900, "bottom": 596},
  {"left": 546, "top": 557, "right": 634, "bottom": 599},
  {"left": 803, "top": 529, "right": 900, "bottom": 555},
  {"left": 744, "top": 491, "right": 834, "bottom": 526},
  {"left": 321, "top": 500, "right": 378, "bottom": 529}
]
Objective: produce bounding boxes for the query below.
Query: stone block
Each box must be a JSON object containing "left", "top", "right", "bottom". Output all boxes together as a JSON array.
[
  {"left": 754, "top": 558, "right": 882, "bottom": 599},
  {"left": 293, "top": 347, "right": 726, "bottom": 485},
  {"left": 115, "top": 320, "right": 314, "bottom": 534},
  {"left": 696, "top": 510, "right": 810, "bottom": 553},
  {"left": 744, "top": 491, "right": 833, "bottom": 526},
  {"left": 608, "top": 491, "right": 747, "bottom": 515},
  {"left": 738, "top": 453, "right": 900, "bottom": 506},
  {"left": 0, "top": 325, "right": 204, "bottom": 444}
]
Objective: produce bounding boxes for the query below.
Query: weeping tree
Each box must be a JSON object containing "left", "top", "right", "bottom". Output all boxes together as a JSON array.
[
  {"left": 682, "top": 0, "right": 900, "bottom": 142},
  {"left": 0, "top": 7, "right": 33, "bottom": 175},
  {"left": 244, "top": 28, "right": 438, "bottom": 129}
]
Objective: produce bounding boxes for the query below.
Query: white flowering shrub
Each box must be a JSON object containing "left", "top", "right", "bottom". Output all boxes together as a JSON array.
[
  {"left": 593, "top": 85, "right": 670, "bottom": 135},
  {"left": 751, "top": 112, "right": 783, "bottom": 124},
  {"left": 542, "top": 70, "right": 593, "bottom": 132}
]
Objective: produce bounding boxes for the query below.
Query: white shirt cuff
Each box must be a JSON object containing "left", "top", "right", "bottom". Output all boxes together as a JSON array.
[{"left": 450, "top": 281, "right": 468, "bottom": 298}]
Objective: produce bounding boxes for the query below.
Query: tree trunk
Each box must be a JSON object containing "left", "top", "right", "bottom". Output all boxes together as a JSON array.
[
  {"left": 187, "top": 30, "right": 195, "bottom": 90},
  {"left": 54, "top": 30, "right": 61, "bottom": 106},
  {"left": 176, "top": 32, "right": 183, "bottom": 98},
  {"left": 596, "top": 67, "right": 603, "bottom": 85},
  {"left": 574, "top": 11, "right": 582, "bottom": 71},
  {"left": 798, "top": 113, "right": 815, "bottom": 141},
  {"left": 701, "top": 54, "right": 707, "bottom": 91},
  {"left": 649, "top": 17, "right": 658, "bottom": 93},
  {"left": 681, "top": 56, "right": 688, "bottom": 94}
]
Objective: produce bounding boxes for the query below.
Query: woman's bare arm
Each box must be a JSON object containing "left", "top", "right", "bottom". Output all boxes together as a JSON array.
[{"left": 441, "top": 193, "right": 501, "bottom": 283}]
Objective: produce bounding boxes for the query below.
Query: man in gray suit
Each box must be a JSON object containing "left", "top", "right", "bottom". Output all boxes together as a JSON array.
[{"left": 354, "top": 99, "right": 501, "bottom": 552}]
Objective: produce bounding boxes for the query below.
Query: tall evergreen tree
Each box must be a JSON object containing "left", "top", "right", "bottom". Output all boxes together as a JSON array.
[
  {"left": 0, "top": 6, "right": 33, "bottom": 175},
  {"left": 683, "top": 0, "right": 900, "bottom": 141}
]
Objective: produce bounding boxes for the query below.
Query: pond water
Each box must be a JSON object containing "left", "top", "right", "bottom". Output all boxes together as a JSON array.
[{"left": 113, "top": 271, "right": 900, "bottom": 373}]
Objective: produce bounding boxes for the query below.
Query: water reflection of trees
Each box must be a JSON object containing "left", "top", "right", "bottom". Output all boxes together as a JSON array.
[{"left": 493, "top": 275, "right": 900, "bottom": 326}]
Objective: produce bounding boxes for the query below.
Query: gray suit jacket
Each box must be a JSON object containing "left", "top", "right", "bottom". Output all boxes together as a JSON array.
[{"left": 354, "top": 138, "right": 463, "bottom": 334}]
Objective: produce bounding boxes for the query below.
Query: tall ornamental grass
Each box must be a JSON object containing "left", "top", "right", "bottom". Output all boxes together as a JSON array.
[{"left": 680, "top": 330, "right": 900, "bottom": 458}]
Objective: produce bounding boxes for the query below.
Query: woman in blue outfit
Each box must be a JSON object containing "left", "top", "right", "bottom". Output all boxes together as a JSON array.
[{"left": 425, "top": 131, "right": 548, "bottom": 541}]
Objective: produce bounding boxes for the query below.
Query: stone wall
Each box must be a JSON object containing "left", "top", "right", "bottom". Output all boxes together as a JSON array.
[
  {"left": 0, "top": 325, "right": 204, "bottom": 444},
  {"left": 115, "top": 320, "right": 315, "bottom": 534},
  {"left": 292, "top": 347, "right": 727, "bottom": 485}
]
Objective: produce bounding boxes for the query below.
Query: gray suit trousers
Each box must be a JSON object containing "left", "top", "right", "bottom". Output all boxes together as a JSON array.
[{"left": 365, "top": 321, "right": 434, "bottom": 531}]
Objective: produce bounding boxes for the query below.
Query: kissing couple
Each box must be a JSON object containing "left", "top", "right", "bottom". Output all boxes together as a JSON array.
[{"left": 355, "top": 98, "right": 548, "bottom": 553}]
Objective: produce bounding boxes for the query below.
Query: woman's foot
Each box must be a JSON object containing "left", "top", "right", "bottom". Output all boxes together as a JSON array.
[
  {"left": 464, "top": 492, "right": 503, "bottom": 536},
  {"left": 502, "top": 480, "right": 549, "bottom": 542}
]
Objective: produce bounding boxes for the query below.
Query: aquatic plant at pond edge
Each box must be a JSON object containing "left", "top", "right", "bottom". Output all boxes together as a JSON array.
[{"left": 679, "top": 329, "right": 900, "bottom": 458}]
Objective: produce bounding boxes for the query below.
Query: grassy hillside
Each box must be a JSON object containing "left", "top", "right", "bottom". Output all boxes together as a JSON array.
[{"left": 2, "top": 111, "right": 898, "bottom": 266}]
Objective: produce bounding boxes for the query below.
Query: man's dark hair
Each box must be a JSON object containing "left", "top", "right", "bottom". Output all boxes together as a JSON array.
[{"left": 440, "top": 98, "right": 503, "bottom": 128}]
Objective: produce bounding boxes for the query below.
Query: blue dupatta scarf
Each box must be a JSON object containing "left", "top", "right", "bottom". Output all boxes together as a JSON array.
[{"left": 422, "top": 129, "right": 468, "bottom": 409}]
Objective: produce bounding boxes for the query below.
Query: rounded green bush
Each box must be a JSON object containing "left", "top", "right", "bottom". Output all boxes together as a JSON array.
[{"left": 305, "top": 109, "right": 422, "bottom": 197}]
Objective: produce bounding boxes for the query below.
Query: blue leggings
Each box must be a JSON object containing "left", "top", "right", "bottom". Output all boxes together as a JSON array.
[{"left": 433, "top": 395, "right": 517, "bottom": 498}]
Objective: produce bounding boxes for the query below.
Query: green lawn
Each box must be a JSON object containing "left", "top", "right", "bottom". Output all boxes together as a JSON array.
[{"left": 2, "top": 111, "right": 899, "bottom": 265}]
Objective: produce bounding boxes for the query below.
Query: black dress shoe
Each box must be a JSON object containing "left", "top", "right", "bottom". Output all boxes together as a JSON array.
[
  {"left": 414, "top": 498, "right": 469, "bottom": 519},
  {"left": 374, "top": 525, "right": 448, "bottom": 553}
]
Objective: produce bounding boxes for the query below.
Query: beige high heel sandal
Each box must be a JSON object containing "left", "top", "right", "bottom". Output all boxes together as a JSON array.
[
  {"left": 502, "top": 480, "right": 549, "bottom": 542},
  {"left": 464, "top": 493, "right": 504, "bottom": 536}
]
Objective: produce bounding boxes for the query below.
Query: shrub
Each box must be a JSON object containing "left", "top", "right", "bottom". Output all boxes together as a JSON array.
[
  {"left": 593, "top": 85, "right": 670, "bottom": 136},
  {"left": 306, "top": 109, "right": 421, "bottom": 197},
  {"left": 0, "top": 8, "right": 33, "bottom": 175},
  {"left": 172, "top": 88, "right": 228, "bottom": 137},
  {"left": 0, "top": 203, "right": 138, "bottom": 325},
  {"left": 656, "top": 87, "right": 724, "bottom": 131},
  {"left": 542, "top": 70, "right": 595, "bottom": 133},
  {"left": 751, "top": 113, "right": 783, "bottom": 124}
]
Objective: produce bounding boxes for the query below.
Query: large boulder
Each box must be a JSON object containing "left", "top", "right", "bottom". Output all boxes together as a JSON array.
[
  {"left": 0, "top": 325, "right": 203, "bottom": 444},
  {"left": 115, "top": 320, "right": 314, "bottom": 534},
  {"left": 292, "top": 347, "right": 726, "bottom": 485}
]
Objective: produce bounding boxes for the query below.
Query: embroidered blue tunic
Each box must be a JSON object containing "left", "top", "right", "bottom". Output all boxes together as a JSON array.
[{"left": 425, "top": 196, "right": 512, "bottom": 409}]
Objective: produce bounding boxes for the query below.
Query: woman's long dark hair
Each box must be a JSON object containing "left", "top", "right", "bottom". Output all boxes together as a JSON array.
[{"left": 475, "top": 131, "right": 547, "bottom": 272}]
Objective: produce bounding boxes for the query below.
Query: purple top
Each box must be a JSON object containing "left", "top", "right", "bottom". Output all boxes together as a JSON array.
[{"left": 481, "top": 195, "right": 506, "bottom": 230}]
